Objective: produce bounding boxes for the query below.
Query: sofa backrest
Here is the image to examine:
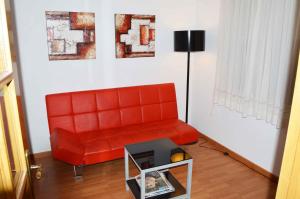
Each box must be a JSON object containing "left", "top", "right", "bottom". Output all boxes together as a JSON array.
[{"left": 45, "top": 83, "right": 178, "bottom": 134}]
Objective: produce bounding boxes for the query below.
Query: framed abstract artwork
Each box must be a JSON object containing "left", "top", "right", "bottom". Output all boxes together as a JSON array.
[
  {"left": 45, "top": 11, "right": 96, "bottom": 61},
  {"left": 115, "top": 14, "right": 155, "bottom": 58}
]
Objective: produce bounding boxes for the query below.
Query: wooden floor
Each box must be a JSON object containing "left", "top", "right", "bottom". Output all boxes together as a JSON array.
[{"left": 32, "top": 138, "right": 277, "bottom": 199}]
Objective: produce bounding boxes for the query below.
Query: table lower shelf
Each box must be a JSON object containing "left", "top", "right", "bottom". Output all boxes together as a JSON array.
[{"left": 126, "top": 171, "right": 186, "bottom": 199}]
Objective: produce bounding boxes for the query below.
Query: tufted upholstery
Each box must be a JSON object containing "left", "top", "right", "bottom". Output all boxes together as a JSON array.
[{"left": 46, "top": 83, "right": 199, "bottom": 165}]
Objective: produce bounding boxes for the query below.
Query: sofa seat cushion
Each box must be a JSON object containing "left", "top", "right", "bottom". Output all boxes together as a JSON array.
[
  {"left": 130, "top": 119, "right": 199, "bottom": 144},
  {"left": 81, "top": 119, "right": 198, "bottom": 160},
  {"left": 81, "top": 119, "right": 199, "bottom": 149},
  {"left": 51, "top": 119, "right": 199, "bottom": 165},
  {"left": 83, "top": 139, "right": 113, "bottom": 165},
  {"left": 78, "top": 130, "right": 101, "bottom": 142},
  {"left": 130, "top": 131, "right": 169, "bottom": 143},
  {"left": 107, "top": 135, "right": 136, "bottom": 150},
  {"left": 84, "top": 139, "right": 111, "bottom": 155},
  {"left": 175, "top": 123, "right": 200, "bottom": 144}
]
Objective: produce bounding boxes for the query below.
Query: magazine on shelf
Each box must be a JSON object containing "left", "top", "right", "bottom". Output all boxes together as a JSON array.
[{"left": 135, "top": 171, "right": 175, "bottom": 198}]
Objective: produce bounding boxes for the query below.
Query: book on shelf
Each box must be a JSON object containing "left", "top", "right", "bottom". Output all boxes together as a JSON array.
[{"left": 135, "top": 171, "right": 175, "bottom": 198}]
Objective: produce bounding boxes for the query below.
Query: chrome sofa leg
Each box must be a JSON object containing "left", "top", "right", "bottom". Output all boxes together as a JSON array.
[{"left": 73, "top": 165, "right": 84, "bottom": 177}]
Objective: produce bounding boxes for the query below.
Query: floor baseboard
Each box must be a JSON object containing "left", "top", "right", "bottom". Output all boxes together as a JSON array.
[{"left": 197, "top": 132, "right": 279, "bottom": 183}]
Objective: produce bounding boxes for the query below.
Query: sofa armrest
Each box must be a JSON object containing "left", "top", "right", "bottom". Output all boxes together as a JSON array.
[{"left": 50, "top": 128, "right": 84, "bottom": 156}]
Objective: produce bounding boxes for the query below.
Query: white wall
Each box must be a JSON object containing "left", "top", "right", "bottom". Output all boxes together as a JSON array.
[
  {"left": 190, "top": 0, "right": 286, "bottom": 175},
  {"left": 12, "top": 0, "right": 285, "bottom": 175},
  {"left": 12, "top": 0, "right": 199, "bottom": 153}
]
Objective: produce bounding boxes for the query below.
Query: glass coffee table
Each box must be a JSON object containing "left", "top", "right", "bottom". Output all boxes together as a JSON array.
[{"left": 124, "top": 138, "right": 193, "bottom": 199}]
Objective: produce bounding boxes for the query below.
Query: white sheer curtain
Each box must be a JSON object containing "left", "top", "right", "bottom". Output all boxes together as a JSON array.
[{"left": 214, "top": 0, "right": 299, "bottom": 127}]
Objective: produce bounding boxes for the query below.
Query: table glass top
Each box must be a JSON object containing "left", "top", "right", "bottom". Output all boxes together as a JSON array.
[{"left": 125, "top": 139, "right": 192, "bottom": 170}]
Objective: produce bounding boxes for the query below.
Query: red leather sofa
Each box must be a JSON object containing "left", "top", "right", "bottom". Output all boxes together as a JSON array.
[{"left": 45, "top": 83, "right": 199, "bottom": 167}]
